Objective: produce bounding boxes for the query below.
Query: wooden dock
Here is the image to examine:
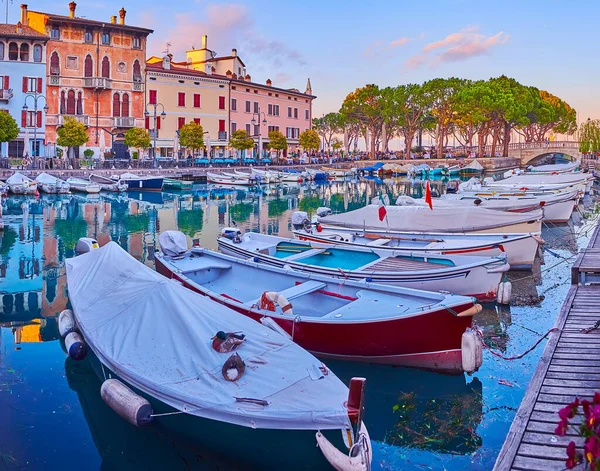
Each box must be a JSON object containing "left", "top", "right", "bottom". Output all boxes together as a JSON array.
[{"left": 494, "top": 225, "right": 600, "bottom": 470}]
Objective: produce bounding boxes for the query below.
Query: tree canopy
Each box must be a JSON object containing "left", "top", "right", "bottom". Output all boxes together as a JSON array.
[
  {"left": 312, "top": 113, "right": 343, "bottom": 150},
  {"left": 229, "top": 130, "right": 255, "bottom": 152},
  {"left": 268, "top": 130, "right": 287, "bottom": 157},
  {"left": 0, "top": 112, "right": 19, "bottom": 144},
  {"left": 124, "top": 127, "right": 151, "bottom": 150},
  {"left": 179, "top": 122, "right": 204, "bottom": 152},
  {"left": 299, "top": 129, "right": 320, "bottom": 151},
  {"left": 57, "top": 117, "right": 88, "bottom": 149}
]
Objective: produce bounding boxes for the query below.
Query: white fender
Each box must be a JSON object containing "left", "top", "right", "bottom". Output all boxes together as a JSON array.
[
  {"left": 497, "top": 281, "right": 512, "bottom": 305},
  {"left": 316, "top": 423, "right": 372, "bottom": 471},
  {"left": 461, "top": 328, "right": 483, "bottom": 374},
  {"left": 58, "top": 309, "right": 75, "bottom": 337}
]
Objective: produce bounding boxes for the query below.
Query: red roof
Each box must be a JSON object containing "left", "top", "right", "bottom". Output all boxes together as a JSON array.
[
  {"left": 146, "top": 62, "right": 229, "bottom": 80},
  {"left": 28, "top": 10, "right": 153, "bottom": 35},
  {"left": 0, "top": 23, "right": 49, "bottom": 39}
]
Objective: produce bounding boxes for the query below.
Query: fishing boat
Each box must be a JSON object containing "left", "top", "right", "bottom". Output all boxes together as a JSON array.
[
  {"left": 292, "top": 213, "right": 540, "bottom": 270},
  {"left": 117, "top": 172, "right": 164, "bottom": 192},
  {"left": 429, "top": 165, "right": 449, "bottom": 177},
  {"left": 163, "top": 178, "right": 193, "bottom": 191},
  {"left": 458, "top": 160, "right": 484, "bottom": 175},
  {"left": 484, "top": 172, "right": 593, "bottom": 193},
  {"left": 217, "top": 231, "right": 509, "bottom": 301},
  {"left": 525, "top": 161, "right": 580, "bottom": 174},
  {"left": 90, "top": 174, "right": 128, "bottom": 192},
  {"left": 66, "top": 240, "right": 372, "bottom": 470},
  {"left": 317, "top": 204, "right": 543, "bottom": 234},
  {"left": 395, "top": 190, "right": 579, "bottom": 224},
  {"left": 408, "top": 164, "right": 430, "bottom": 179},
  {"left": 156, "top": 231, "right": 484, "bottom": 373},
  {"left": 207, "top": 172, "right": 253, "bottom": 186},
  {"left": 35, "top": 172, "right": 70, "bottom": 194},
  {"left": 305, "top": 168, "right": 330, "bottom": 180},
  {"left": 359, "top": 162, "right": 384, "bottom": 175},
  {"left": 280, "top": 169, "right": 308, "bottom": 182},
  {"left": 321, "top": 167, "right": 356, "bottom": 178},
  {"left": 448, "top": 165, "right": 460, "bottom": 176},
  {"left": 249, "top": 168, "right": 282, "bottom": 183},
  {"left": 7, "top": 172, "right": 37, "bottom": 195},
  {"left": 0, "top": 181, "right": 8, "bottom": 196},
  {"left": 66, "top": 177, "right": 101, "bottom": 194}
]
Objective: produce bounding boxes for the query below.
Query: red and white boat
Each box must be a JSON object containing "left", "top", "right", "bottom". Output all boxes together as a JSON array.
[{"left": 155, "top": 231, "right": 484, "bottom": 374}]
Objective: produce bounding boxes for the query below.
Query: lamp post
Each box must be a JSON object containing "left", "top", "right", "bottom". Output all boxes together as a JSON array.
[
  {"left": 144, "top": 103, "right": 166, "bottom": 168},
  {"left": 250, "top": 105, "right": 267, "bottom": 160},
  {"left": 22, "top": 93, "right": 49, "bottom": 170}
]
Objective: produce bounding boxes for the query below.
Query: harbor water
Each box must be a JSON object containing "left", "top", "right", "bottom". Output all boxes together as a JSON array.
[{"left": 0, "top": 178, "right": 597, "bottom": 470}]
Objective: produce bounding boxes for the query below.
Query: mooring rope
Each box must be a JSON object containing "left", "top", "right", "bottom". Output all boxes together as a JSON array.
[{"left": 476, "top": 327, "right": 559, "bottom": 361}]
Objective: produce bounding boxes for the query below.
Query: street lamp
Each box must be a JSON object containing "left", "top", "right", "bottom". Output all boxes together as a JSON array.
[
  {"left": 145, "top": 103, "right": 166, "bottom": 168},
  {"left": 250, "top": 105, "right": 268, "bottom": 159},
  {"left": 22, "top": 93, "right": 49, "bottom": 169}
]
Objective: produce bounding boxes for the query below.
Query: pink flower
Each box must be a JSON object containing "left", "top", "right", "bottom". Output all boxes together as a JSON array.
[
  {"left": 585, "top": 435, "right": 600, "bottom": 465},
  {"left": 586, "top": 405, "right": 600, "bottom": 429},
  {"left": 555, "top": 419, "right": 568, "bottom": 437},
  {"left": 566, "top": 441, "right": 583, "bottom": 469}
]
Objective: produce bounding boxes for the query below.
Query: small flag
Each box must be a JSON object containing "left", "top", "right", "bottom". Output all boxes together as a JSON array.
[
  {"left": 425, "top": 181, "right": 433, "bottom": 210},
  {"left": 378, "top": 203, "right": 387, "bottom": 221}
]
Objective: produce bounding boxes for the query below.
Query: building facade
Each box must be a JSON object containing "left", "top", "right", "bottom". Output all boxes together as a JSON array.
[
  {"left": 145, "top": 55, "right": 230, "bottom": 158},
  {"left": 25, "top": 2, "right": 152, "bottom": 158},
  {"left": 0, "top": 22, "right": 48, "bottom": 158}
]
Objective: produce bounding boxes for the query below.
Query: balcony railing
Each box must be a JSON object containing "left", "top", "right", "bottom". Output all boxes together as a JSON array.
[
  {"left": 0, "top": 88, "right": 13, "bottom": 101},
  {"left": 114, "top": 117, "right": 135, "bottom": 128},
  {"left": 83, "top": 77, "right": 112, "bottom": 90},
  {"left": 218, "top": 131, "right": 227, "bottom": 141},
  {"left": 58, "top": 115, "right": 89, "bottom": 125}
]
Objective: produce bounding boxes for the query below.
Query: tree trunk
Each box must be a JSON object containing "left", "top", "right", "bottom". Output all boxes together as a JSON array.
[
  {"left": 502, "top": 122, "right": 511, "bottom": 157},
  {"left": 478, "top": 132, "right": 485, "bottom": 158},
  {"left": 404, "top": 131, "right": 415, "bottom": 156},
  {"left": 437, "top": 126, "right": 444, "bottom": 159}
]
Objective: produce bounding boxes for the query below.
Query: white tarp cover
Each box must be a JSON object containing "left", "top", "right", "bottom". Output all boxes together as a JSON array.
[
  {"left": 318, "top": 204, "right": 542, "bottom": 233},
  {"left": 159, "top": 231, "right": 188, "bottom": 257},
  {"left": 527, "top": 161, "right": 579, "bottom": 173},
  {"left": 462, "top": 160, "right": 484, "bottom": 171},
  {"left": 6, "top": 172, "right": 33, "bottom": 185},
  {"left": 292, "top": 211, "right": 309, "bottom": 225},
  {"left": 36, "top": 172, "right": 59, "bottom": 184},
  {"left": 489, "top": 172, "right": 588, "bottom": 187},
  {"left": 66, "top": 242, "right": 350, "bottom": 431}
]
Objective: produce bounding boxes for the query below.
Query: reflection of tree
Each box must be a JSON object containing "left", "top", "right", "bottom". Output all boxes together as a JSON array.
[
  {"left": 123, "top": 213, "right": 150, "bottom": 234},
  {"left": 229, "top": 202, "right": 253, "bottom": 222},
  {"left": 298, "top": 196, "right": 321, "bottom": 214},
  {"left": 329, "top": 194, "right": 345, "bottom": 213},
  {"left": 268, "top": 199, "right": 288, "bottom": 218},
  {"left": 0, "top": 225, "right": 17, "bottom": 256},
  {"left": 177, "top": 209, "right": 204, "bottom": 237},
  {"left": 54, "top": 219, "right": 88, "bottom": 251}
]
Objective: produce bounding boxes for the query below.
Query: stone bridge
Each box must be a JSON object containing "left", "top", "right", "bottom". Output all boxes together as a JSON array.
[{"left": 457, "top": 141, "right": 581, "bottom": 165}]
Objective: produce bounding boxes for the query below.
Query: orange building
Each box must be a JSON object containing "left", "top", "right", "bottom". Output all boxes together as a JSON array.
[{"left": 24, "top": 2, "right": 153, "bottom": 158}]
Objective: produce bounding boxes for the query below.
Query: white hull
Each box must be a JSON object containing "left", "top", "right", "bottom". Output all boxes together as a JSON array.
[{"left": 8, "top": 183, "right": 37, "bottom": 195}]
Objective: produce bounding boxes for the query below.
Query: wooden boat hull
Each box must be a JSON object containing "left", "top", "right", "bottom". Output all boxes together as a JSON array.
[
  {"left": 122, "top": 177, "right": 163, "bottom": 192},
  {"left": 155, "top": 254, "right": 475, "bottom": 373}
]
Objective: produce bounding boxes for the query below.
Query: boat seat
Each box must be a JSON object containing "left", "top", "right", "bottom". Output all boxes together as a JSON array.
[
  {"left": 320, "top": 290, "right": 405, "bottom": 320},
  {"left": 365, "top": 238, "right": 390, "bottom": 247},
  {"left": 245, "top": 280, "right": 326, "bottom": 306},
  {"left": 281, "top": 248, "right": 326, "bottom": 261}
]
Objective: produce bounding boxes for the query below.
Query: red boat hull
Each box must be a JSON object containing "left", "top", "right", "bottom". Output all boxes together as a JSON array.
[{"left": 155, "top": 257, "right": 474, "bottom": 374}]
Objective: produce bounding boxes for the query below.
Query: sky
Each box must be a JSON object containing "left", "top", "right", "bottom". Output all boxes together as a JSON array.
[{"left": 7, "top": 0, "right": 600, "bottom": 125}]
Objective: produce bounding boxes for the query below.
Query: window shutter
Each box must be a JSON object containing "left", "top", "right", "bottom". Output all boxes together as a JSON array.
[
  {"left": 21, "top": 110, "right": 27, "bottom": 127},
  {"left": 156, "top": 116, "right": 161, "bottom": 130},
  {"left": 4, "top": 76, "right": 9, "bottom": 90},
  {"left": 193, "top": 118, "right": 200, "bottom": 124},
  {"left": 219, "top": 119, "right": 225, "bottom": 132},
  {"left": 145, "top": 116, "right": 149, "bottom": 129},
  {"left": 37, "top": 78, "right": 42, "bottom": 93},
  {"left": 36, "top": 111, "right": 42, "bottom": 128},
  {"left": 149, "top": 90, "right": 156, "bottom": 105},
  {"left": 22, "top": 77, "right": 28, "bottom": 92}
]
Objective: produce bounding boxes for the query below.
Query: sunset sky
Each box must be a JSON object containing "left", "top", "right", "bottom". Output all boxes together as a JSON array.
[{"left": 10, "top": 0, "right": 599, "bottom": 126}]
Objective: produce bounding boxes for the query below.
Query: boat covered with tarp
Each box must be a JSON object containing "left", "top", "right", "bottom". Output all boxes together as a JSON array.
[
  {"left": 90, "top": 174, "right": 128, "bottom": 192},
  {"left": 7, "top": 172, "right": 37, "bottom": 194},
  {"left": 66, "top": 241, "right": 371, "bottom": 469},
  {"left": 35, "top": 172, "right": 70, "bottom": 194}
]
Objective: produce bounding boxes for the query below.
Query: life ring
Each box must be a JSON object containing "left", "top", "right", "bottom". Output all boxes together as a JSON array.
[{"left": 259, "top": 291, "right": 293, "bottom": 315}]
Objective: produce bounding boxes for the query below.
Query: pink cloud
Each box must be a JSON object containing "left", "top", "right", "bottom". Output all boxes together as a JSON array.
[
  {"left": 363, "top": 36, "right": 416, "bottom": 58},
  {"left": 390, "top": 37, "right": 410, "bottom": 48},
  {"left": 404, "top": 55, "right": 426, "bottom": 70}
]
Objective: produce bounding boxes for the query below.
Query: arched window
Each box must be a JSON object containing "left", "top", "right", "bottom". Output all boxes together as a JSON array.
[
  {"left": 76, "top": 92, "right": 83, "bottom": 115},
  {"left": 133, "top": 60, "right": 142, "bottom": 82},
  {"left": 101, "top": 56, "right": 110, "bottom": 78},
  {"left": 8, "top": 42, "right": 18, "bottom": 60},
  {"left": 113, "top": 93, "right": 121, "bottom": 117},
  {"left": 50, "top": 52, "right": 60, "bottom": 75},
  {"left": 19, "top": 43, "right": 29, "bottom": 61},
  {"left": 0, "top": 42, "right": 4, "bottom": 60},
  {"left": 121, "top": 93, "right": 129, "bottom": 117},
  {"left": 66, "top": 90, "right": 75, "bottom": 115},
  {"left": 84, "top": 55, "right": 93, "bottom": 77},
  {"left": 60, "top": 91, "right": 66, "bottom": 114},
  {"left": 33, "top": 44, "right": 42, "bottom": 62}
]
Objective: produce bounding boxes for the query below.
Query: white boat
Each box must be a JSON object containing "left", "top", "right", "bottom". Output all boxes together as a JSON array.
[
  {"left": 67, "top": 177, "right": 101, "bottom": 194},
  {"left": 35, "top": 172, "right": 70, "bottom": 194},
  {"left": 485, "top": 172, "right": 593, "bottom": 194},
  {"left": 393, "top": 190, "right": 579, "bottom": 224},
  {"left": 66, "top": 240, "right": 372, "bottom": 470},
  {"left": 207, "top": 172, "right": 253, "bottom": 186},
  {"left": 90, "top": 174, "right": 128, "bottom": 192},
  {"left": 317, "top": 204, "right": 543, "bottom": 234},
  {"left": 218, "top": 231, "right": 509, "bottom": 301},
  {"left": 526, "top": 161, "right": 580, "bottom": 174},
  {"left": 7, "top": 172, "right": 37, "bottom": 195},
  {"left": 248, "top": 168, "right": 282, "bottom": 183}
]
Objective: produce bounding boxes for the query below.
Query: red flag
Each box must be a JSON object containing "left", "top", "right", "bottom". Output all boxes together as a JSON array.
[
  {"left": 378, "top": 204, "right": 387, "bottom": 221},
  {"left": 425, "top": 181, "right": 433, "bottom": 210}
]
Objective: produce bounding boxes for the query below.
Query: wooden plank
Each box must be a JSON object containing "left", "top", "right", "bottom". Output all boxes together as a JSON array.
[
  {"left": 517, "top": 442, "right": 573, "bottom": 460},
  {"left": 537, "top": 393, "right": 591, "bottom": 404},
  {"left": 512, "top": 455, "right": 567, "bottom": 471},
  {"left": 540, "top": 386, "right": 600, "bottom": 396},
  {"left": 526, "top": 420, "right": 580, "bottom": 435},
  {"left": 493, "top": 286, "right": 577, "bottom": 470},
  {"left": 546, "top": 371, "right": 600, "bottom": 380},
  {"left": 522, "top": 432, "right": 585, "bottom": 447}
]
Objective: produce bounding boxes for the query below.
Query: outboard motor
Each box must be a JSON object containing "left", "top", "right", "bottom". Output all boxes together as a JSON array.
[
  {"left": 75, "top": 238, "right": 99, "bottom": 255},
  {"left": 292, "top": 211, "right": 310, "bottom": 231},
  {"left": 446, "top": 180, "right": 460, "bottom": 194},
  {"left": 158, "top": 230, "right": 188, "bottom": 257},
  {"left": 221, "top": 227, "right": 242, "bottom": 243},
  {"left": 316, "top": 207, "right": 332, "bottom": 217}
]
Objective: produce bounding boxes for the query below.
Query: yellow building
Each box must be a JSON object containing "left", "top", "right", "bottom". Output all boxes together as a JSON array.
[{"left": 145, "top": 55, "right": 229, "bottom": 158}]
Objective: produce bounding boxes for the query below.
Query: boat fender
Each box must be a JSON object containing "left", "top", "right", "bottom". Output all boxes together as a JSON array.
[
  {"left": 497, "top": 280, "right": 512, "bottom": 305},
  {"left": 316, "top": 423, "right": 372, "bottom": 471},
  {"left": 259, "top": 291, "right": 293, "bottom": 315},
  {"left": 456, "top": 304, "right": 483, "bottom": 317},
  {"left": 65, "top": 332, "right": 87, "bottom": 360},
  {"left": 58, "top": 309, "right": 75, "bottom": 337},
  {"left": 461, "top": 328, "right": 483, "bottom": 374},
  {"left": 100, "top": 378, "right": 153, "bottom": 427}
]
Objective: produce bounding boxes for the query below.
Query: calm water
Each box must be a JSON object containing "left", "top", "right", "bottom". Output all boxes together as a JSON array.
[{"left": 0, "top": 179, "right": 597, "bottom": 470}]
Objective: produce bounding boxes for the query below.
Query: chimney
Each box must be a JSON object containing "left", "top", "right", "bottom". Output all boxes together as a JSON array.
[
  {"left": 232, "top": 48, "right": 237, "bottom": 57},
  {"left": 119, "top": 7, "right": 126, "bottom": 24},
  {"left": 226, "top": 70, "right": 232, "bottom": 78},
  {"left": 20, "top": 4, "right": 28, "bottom": 26},
  {"left": 231, "top": 73, "right": 237, "bottom": 79},
  {"left": 68, "top": 1, "right": 76, "bottom": 18},
  {"left": 162, "top": 55, "right": 170, "bottom": 70},
  {"left": 201, "top": 35, "right": 207, "bottom": 49},
  {"left": 110, "top": 15, "right": 117, "bottom": 24},
  {"left": 266, "top": 78, "right": 272, "bottom": 86},
  {"left": 245, "top": 74, "right": 251, "bottom": 82}
]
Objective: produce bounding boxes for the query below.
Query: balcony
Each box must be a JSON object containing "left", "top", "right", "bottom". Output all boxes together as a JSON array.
[
  {"left": 218, "top": 131, "right": 227, "bottom": 141},
  {"left": 0, "top": 88, "right": 13, "bottom": 102},
  {"left": 58, "top": 115, "right": 89, "bottom": 125},
  {"left": 114, "top": 117, "right": 135, "bottom": 128},
  {"left": 83, "top": 77, "right": 112, "bottom": 90}
]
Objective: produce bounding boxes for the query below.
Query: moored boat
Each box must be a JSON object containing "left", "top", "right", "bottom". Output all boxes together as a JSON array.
[
  {"left": 217, "top": 231, "right": 509, "bottom": 301},
  {"left": 117, "top": 173, "right": 164, "bottom": 192},
  {"left": 484, "top": 172, "right": 593, "bottom": 193},
  {"left": 90, "top": 174, "right": 128, "bottom": 192},
  {"left": 458, "top": 160, "right": 484, "bottom": 175},
  {"left": 7, "top": 172, "right": 37, "bottom": 195},
  {"left": 67, "top": 177, "right": 101, "bottom": 194},
  {"left": 66, "top": 240, "right": 372, "bottom": 470},
  {"left": 156, "top": 231, "right": 484, "bottom": 373},
  {"left": 163, "top": 178, "right": 193, "bottom": 191},
  {"left": 207, "top": 171, "right": 254, "bottom": 186},
  {"left": 35, "top": 172, "right": 70, "bottom": 194}
]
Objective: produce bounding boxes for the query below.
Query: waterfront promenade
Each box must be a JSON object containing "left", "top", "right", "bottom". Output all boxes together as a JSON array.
[{"left": 494, "top": 224, "right": 600, "bottom": 470}]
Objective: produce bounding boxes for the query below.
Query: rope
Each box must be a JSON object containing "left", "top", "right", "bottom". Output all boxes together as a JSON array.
[
  {"left": 150, "top": 410, "right": 186, "bottom": 418},
  {"left": 477, "top": 327, "right": 559, "bottom": 361},
  {"left": 581, "top": 320, "right": 600, "bottom": 334}
]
